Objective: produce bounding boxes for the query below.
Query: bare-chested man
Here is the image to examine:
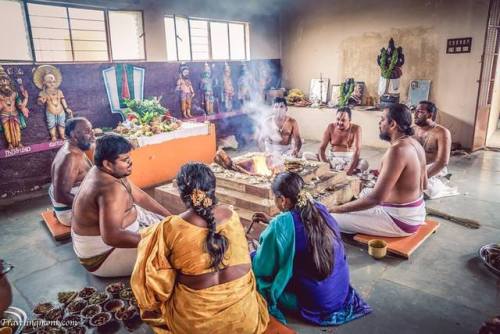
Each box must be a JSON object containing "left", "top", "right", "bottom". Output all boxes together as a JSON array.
[
  {"left": 49, "top": 117, "right": 94, "bottom": 226},
  {"left": 329, "top": 104, "right": 427, "bottom": 237},
  {"left": 318, "top": 107, "right": 368, "bottom": 175},
  {"left": 413, "top": 101, "right": 457, "bottom": 199},
  {"left": 71, "top": 134, "right": 170, "bottom": 277},
  {"left": 258, "top": 97, "right": 302, "bottom": 157}
]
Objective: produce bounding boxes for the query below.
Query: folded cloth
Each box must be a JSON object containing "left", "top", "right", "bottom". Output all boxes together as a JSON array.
[{"left": 425, "top": 167, "right": 459, "bottom": 199}]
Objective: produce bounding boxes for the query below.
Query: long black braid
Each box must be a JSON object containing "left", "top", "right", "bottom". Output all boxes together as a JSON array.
[
  {"left": 272, "top": 172, "right": 336, "bottom": 280},
  {"left": 176, "top": 163, "right": 228, "bottom": 270}
]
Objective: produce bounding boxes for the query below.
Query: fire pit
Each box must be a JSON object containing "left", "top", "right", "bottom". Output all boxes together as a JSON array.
[{"left": 155, "top": 151, "right": 360, "bottom": 240}]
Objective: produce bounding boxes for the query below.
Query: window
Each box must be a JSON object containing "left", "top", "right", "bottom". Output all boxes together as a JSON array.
[
  {"left": 165, "top": 15, "right": 249, "bottom": 61},
  {"left": 210, "top": 22, "right": 229, "bottom": 60},
  {"left": 27, "top": 3, "right": 108, "bottom": 62},
  {"left": 109, "top": 11, "right": 145, "bottom": 60},
  {"left": 190, "top": 19, "right": 209, "bottom": 60},
  {"left": 0, "top": 0, "right": 32, "bottom": 61}
]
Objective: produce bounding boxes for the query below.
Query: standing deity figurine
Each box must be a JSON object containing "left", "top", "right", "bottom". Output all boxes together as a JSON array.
[
  {"left": 237, "top": 62, "right": 254, "bottom": 106},
  {"left": 222, "top": 62, "right": 234, "bottom": 112},
  {"left": 200, "top": 62, "right": 214, "bottom": 115},
  {"left": 34, "top": 65, "right": 73, "bottom": 141},
  {"left": 175, "top": 63, "right": 195, "bottom": 118},
  {"left": 0, "top": 66, "right": 29, "bottom": 149},
  {"left": 377, "top": 38, "right": 405, "bottom": 103}
]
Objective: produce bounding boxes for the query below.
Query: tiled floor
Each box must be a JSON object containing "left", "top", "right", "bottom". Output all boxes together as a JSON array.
[{"left": 1, "top": 141, "right": 499, "bottom": 333}]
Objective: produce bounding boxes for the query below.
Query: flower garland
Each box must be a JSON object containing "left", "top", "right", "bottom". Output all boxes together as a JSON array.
[
  {"left": 379, "top": 48, "right": 399, "bottom": 79},
  {"left": 338, "top": 81, "right": 355, "bottom": 107}
]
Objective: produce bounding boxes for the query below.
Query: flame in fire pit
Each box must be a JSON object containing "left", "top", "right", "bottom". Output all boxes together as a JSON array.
[{"left": 252, "top": 155, "right": 273, "bottom": 177}]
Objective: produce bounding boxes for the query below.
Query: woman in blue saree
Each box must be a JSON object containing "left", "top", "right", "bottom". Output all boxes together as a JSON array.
[{"left": 251, "top": 172, "right": 371, "bottom": 326}]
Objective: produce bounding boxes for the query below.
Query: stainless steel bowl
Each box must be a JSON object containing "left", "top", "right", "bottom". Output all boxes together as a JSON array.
[
  {"left": 2, "top": 306, "right": 27, "bottom": 334},
  {"left": 479, "top": 243, "right": 500, "bottom": 276}
]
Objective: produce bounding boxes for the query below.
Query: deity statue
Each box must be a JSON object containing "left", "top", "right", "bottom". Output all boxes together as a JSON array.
[
  {"left": 257, "top": 63, "right": 272, "bottom": 103},
  {"left": 175, "top": 63, "right": 195, "bottom": 118},
  {"left": 200, "top": 62, "right": 214, "bottom": 115},
  {"left": 221, "top": 62, "right": 235, "bottom": 112},
  {"left": 34, "top": 65, "right": 73, "bottom": 142},
  {"left": 237, "top": 62, "right": 255, "bottom": 106},
  {"left": 377, "top": 38, "right": 405, "bottom": 103},
  {"left": 0, "top": 66, "right": 29, "bottom": 149}
]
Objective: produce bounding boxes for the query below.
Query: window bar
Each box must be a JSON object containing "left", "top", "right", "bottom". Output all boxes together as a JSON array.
[
  {"left": 243, "top": 23, "right": 248, "bottom": 60},
  {"left": 173, "top": 15, "right": 179, "bottom": 61},
  {"left": 23, "top": 0, "right": 37, "bottom": 62},
  {"left": 187, "top": 18, "right": 193, "bottom": 61},
  {"left": 227, "top": 22, "right": 231, "bottom": 60},
  {"left": 208, "top": 20, "right": 212, "bottom": 60},
  {"left": 66, "top": 7, "right": 75, "bottom": 61},
  {"left": 104, "top": 9, "right": 113, "bottom": 61}
]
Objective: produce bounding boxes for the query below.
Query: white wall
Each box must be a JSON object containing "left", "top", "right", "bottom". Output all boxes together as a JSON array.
[{"left": 280, "top": 0, "right": 490, "bottom": 148}]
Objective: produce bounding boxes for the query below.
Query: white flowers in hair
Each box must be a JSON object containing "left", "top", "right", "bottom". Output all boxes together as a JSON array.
[{"left": 296, "top": 189, "right": 313, "bottom": 208}]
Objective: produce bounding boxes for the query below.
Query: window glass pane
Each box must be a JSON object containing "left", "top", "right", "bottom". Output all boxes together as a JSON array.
[
  {"left": 71, "top": 30, "right": 106, "bottom": 41},
  {"left": 109, "top": 11, "right": 145, "bottom": 60},
  {"left": 69, "top": 7, "right": 107, "bottom": 61},
  {"left": 0, "top": 0, "right": 32, "bottom": 60},
  {"left": 69, "top": 7, "right": 104, "bottom": 20},
  {"left": 164, "top": 16, "right": 177, "bottom": 61},
  {"left": 210, "top": 22, "right": 229, "bottom": 60},
  {"left": 74, "top": 50, "right": 108, "bottom": 61},
  {"left": 229, "top": 23, "right": 245, "bottom": 60},
  {"left": 190, "top": 19, "right": 208, "bottom": 60},
  {"left": 175, "top": 16, "right": 191, "bottom": 61},
  {"left": 28, "top": 3, "right": 72, "bottom": 61},
  {"left": 36, "top": 50, "right": 72, "bottom": 62},
  {"left": 27, "top": 3, "right": 66, "bottom": 17}
]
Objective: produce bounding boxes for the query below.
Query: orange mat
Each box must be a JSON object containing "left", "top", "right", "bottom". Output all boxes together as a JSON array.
[
  {"left": 353, "top": 220, "right": 440, "bottom": 259},
  {"left": 263, "top": 316, "right": 296, "bottom": 334},
  {"left": 41, "top": 209, "right": 71, "bottom": 241}
]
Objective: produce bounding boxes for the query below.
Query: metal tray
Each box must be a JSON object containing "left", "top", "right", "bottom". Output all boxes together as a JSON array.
[{"left": 479, "top": 243, "right": 500, "bottom": 276}]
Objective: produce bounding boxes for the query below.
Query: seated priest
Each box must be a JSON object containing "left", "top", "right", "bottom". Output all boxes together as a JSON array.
[
  {"left": 413, "top": 101, "right": 458, "bottom": 199},
  {"left": 329, "top": 104, "right": 427, "bottom": 237},
  {"left": 71, "top": 134, "right": 170, "bottom": 277},
  {"left": 131, "top": 163, "right": 270, "bottom": 333},
  {"left": 49, "top": 117, "right": 94, "bottom": 226},
  {"left": 317, "top": 107, "right": 368, "bottom": 175},
  {"left": 258, "top": 97, "right": 302, "bottom": 158},
  {"left": 251, "top": 172, "right": 371, "bottom": 326}
]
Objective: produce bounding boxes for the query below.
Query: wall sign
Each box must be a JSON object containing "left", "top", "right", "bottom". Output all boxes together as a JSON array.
[
  {"left": 447, "top": 38, "right": 472, "bottom": 54},
  {"left": 0, "top": 140, "right": 64, "bottom": 159}
]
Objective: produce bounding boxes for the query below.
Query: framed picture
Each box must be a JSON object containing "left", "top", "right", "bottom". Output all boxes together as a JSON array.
[
  {"left": 446, "top": 38, "right": 472, "bottom": 54},
  {"left": 309, "top": 78, "right": 330, "bottom": 103}
]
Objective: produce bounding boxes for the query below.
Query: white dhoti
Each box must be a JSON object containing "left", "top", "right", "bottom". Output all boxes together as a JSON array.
[
  {"left": 48, "top": 184, "right": 79, "bottom": 226},
  {"left": 425, "top": 167, "right": 459, "bottom": 199},
  {"left": 264, "top": 141, "right": 293, "bottom": 156},
  {"left": 302, "top": 150, "right": 369, "bottom": 172},
  {"left": 331, "top": 188, "right": 426, "bottom": 237},
  {"left": 72, "top": 206, "right": 164, "bottom": 277}
]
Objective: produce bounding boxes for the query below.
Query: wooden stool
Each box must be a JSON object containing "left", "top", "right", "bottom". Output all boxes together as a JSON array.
[
  {"left": 354, "top": 220, "right": 440, "bottom": 258},
  {"left": 41, "top": 209, "right": 71, "bottom": 241}
]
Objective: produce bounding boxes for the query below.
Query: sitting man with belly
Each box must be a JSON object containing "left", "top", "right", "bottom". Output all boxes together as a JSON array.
[
  {"left": 329, "top": 104, "right": 427, "bottom": 237},
  {"left": 317, "top": 107, "right": 368, "bottom": 175},
  {"left": 413, "top": 101, "right": 458, "bottom": 199},
  {"left": 258, "top": 97, "right": 302, "bottom": 158},
  {"left": 71, "top": 134, "right": 171, "bottom": 277},
  {"left": 49, "top": 117, "right": 94, "bottom": 226}
]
